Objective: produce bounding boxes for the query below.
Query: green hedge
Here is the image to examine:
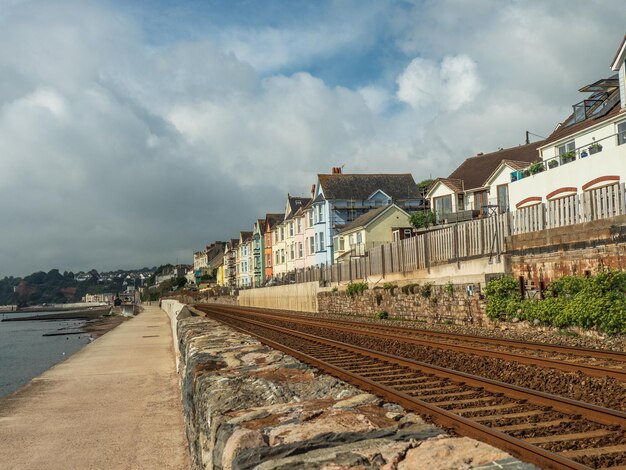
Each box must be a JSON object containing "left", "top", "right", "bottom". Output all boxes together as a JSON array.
[{"left": 484, "top": 272, "right": 626, "bottom": 334}]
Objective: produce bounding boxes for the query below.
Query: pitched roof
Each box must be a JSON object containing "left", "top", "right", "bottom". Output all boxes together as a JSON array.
[
  {"left": 265, "top": 213, "right": 284, "bottom": 230},
  {"left": 285, "top": 196, "right": 312, "bottom": 220},
  {"left": 317, "top": 173, "right": 420, "bottom": 200},
  {"left": 448, "top": 142, "right": 543, "bottom": 191},
  {"left": 436, "top": 177, "right": 464, "bottom": 194},
  {"left": 611, "top": 34, "right": 626, "bottom": 70},
  {"left": 338, "top": 204, "right": 410, "bottom": 234}
]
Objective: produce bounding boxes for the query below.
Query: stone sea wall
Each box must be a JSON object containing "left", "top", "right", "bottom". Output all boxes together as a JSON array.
[
  {"left": 318, "top": 284, "right": 489, "bottom": 326},
  {"left": 176, "top": 315, "right": 511, "bottom": 469}
]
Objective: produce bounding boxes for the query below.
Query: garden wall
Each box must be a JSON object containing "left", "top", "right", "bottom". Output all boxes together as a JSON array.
[
  {"left": 239, "top": 282, "right": 320, "bottom": 312},
  {"left": 318, "top": 284, "right": 489, "bottom": 326}
]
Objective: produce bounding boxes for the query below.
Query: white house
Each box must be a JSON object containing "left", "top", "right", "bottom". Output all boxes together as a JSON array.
[
  {"left": 426, "top": 143, "right": 542, "bottom": 223},
  {"left": 508, "top": 36, "right": 626, "bottom": 211}
]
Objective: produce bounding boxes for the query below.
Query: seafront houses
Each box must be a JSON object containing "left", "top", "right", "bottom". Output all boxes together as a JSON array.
[
  {"left": 311, "top": 169, "right": 424, "bottom": 265},
  {"left": 506, "top": 37, "right": 626, "bottom": 212},
  {"left": 271, "top": 221, "right": 286, "bottom": 280},
  {"left": 224, "top": 238, "right": 239, "bottom": 290},
  {"left": 264, "top": 213, "right": 284, "bottom": 283},
  {"left": 303, "top": 199, "right": 317, "bottom": 268},
  {"left": 252, "top": 219, "right": 265, "bottom": 288},
  {"left": 236, "top": 231, "right": 253, "bottom": 288},
  {"left": 333, "top": 204, "right": 412, "bottom": 260},
  {"left": 283, "top": 196, "right": 311, "bottom": 273},
  {"left": 426, "top": 142, "right": 543, "bottom": 223}
]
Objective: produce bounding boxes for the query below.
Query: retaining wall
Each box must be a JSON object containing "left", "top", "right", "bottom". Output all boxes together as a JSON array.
[
  {"left": 239, "top": 282, "right": 320, "bottom": 312},
  {"left": 507, "top": 215, "right": 626, "bottom": 286},
  {"left": 318, "top": 284, "right": 489, "bottom": 326}
]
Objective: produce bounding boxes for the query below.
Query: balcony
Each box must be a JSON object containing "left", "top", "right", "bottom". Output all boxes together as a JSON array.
[{"left": 511, "top": 132, "right": 619, "bottom": 183}]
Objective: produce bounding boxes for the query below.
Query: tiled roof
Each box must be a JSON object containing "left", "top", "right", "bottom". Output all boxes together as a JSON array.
[
  {"left": 448, "top": 142, "right": 543, "bottom": 191},
  {"left": 265, "top": 213, "right": 284, "bottom": 230},
  {"left": 436, "top": 177, "right": 464, "bottom": 194},
  {"left": 317, "top": 173, "right": 420, "bottom": 200},
  {"left": 338, "top": 204, "right": 409, "bottom": 234},
  {"left": 285, "top": 196, "right": 312, "bottom": 220}
]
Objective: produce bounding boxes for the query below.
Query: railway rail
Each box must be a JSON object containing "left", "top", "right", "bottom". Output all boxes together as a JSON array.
[
  {"left": 198, "top": 304, "right": 626, "bottom": 470},
  {"left": 198, "top": 304, "right": 626, "bottom": 382}
]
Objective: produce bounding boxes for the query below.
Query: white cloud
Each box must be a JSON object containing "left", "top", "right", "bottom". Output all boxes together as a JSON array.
[{"left": 396, "top": 54, "right": 482, "bottom": 112}]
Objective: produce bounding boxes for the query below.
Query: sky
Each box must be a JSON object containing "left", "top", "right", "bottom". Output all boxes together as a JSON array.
[{"left": 0, "top": 0, "right": 624, "bottom": 277}]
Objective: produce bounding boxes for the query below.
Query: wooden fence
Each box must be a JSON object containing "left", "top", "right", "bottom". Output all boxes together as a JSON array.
[{"left": 279, "top": 182, "right": 626, "bottom": 285}]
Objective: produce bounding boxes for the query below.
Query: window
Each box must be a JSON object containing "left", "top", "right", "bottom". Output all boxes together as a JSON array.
[
  {"left": 433, "top": 195, "right": 452, "bottom": 223},
  {"left": 275, "top": 252, "right": 279, "bottom": 265},
  {"left": 319, "top": 232, "right": 325, "bottom": 251},
  {"left": 557, "top": 141, "right": 576, "bottom": 161},
  {"left": 404, "top": 229, "right": 412, "bottom": 237},
  {"left": 309, "top": 236, "right": 314, "bottom": 254},
  {"left": 338, "top": 237, "right": 345, "bottom": 251},
  {"left": 497, "top": 184, "right": 509, "bottom": 213},
  {"left": 474, "top": 190, "right": 489, "bottom": 215},
  {"left": 356, "top": 232, "right": 363, "bottom": 244},
  {"left": 308, "top": 211, "right": 313, "bottom": 227},
  {"left": 319, "top": 205, "right": 324, "bottom": 220},
  {"left": 290, "top": 243, "right": 295, "bottom": 260},
  {"left": 289, "top": 222, "right": 294, "bottom": 237},
  {"left": 314, "top": 233, "right": 319, "bottom": 251},
  {"left": 266, "top": 254, "right": 271, "bottom": 266},
  {"left": 298, "top": 242, "right": 303, "bottom": 258},
  {"left": 280, "top": 249, "right": 285, "bottom": 263},
  {"left": 297, "top": 218, "right": 302, "bottom": 233},
  {"left": 618, "top": 121, "right": 626, "bottom": 146},
  {"left": 273, "top": 231, "right": 278, "bottom": 243},
  {"left": 280, "top": 227, "right": 284, "bottom": 241}
]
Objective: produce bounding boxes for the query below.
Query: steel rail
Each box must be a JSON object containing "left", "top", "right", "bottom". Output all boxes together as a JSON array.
[
  {"left": 198, "top": 304, "right": 626, "bottom": 381},
  {"left": 203, "top": 307, "right": 603, "bottom": 470},
  {"left": 200, "top": 303, "right": 626, "bottom": 361}
]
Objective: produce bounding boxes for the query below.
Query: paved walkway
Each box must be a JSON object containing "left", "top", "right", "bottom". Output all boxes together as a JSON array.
[{"left": 0, "top": 306, "right": 189, "bottom": 469}]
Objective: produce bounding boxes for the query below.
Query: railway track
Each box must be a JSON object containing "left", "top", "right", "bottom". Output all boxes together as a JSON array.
[
  {"left": 198, "top": 304, "right": 626, "bottom": 382},
  {"left": 199, "top": 304, "right": 626, "bottom": 470}
]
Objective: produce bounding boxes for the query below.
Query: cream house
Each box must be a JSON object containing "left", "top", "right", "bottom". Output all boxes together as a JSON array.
[{"left": 333, "top": 204, "right": 412, "bottom": 260}]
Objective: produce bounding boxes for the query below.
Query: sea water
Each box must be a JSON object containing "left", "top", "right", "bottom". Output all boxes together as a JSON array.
[{"left": 0, "top": 313, "right": 90, "bottom": 398}]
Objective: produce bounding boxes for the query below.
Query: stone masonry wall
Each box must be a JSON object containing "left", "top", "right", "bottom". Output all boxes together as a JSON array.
[
  {"left": 318, "top": 284, "right": 489, "bottom": 326},
  {"left": 507, "top": 215, "right": 626, "bottom": 287}
]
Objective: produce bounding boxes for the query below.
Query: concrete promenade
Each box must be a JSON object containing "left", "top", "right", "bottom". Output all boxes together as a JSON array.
[{"left": 0, "top": 305, "right": 189, "bottom": 469}]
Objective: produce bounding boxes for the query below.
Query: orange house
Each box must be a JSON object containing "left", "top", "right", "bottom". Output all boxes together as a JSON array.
[{"left": 264, "top": 213, "right": 283, "bottom": 282}]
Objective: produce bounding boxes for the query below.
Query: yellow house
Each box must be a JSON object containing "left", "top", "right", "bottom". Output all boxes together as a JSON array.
[
  {"left": 216, "top": 264, "right": 226, "bottom": 287},
  {"left": 333, "top": 204, "right": 412, "bottom": 260}
]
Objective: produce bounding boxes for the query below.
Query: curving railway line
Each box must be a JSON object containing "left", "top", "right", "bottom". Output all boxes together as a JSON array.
[{"left": 197, "top": 304, "right": 626, "bottom": 470}]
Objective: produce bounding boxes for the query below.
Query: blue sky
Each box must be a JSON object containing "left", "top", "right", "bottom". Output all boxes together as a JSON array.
[{"left": 0, "top": 0, "right": 625, "bottom": 276}]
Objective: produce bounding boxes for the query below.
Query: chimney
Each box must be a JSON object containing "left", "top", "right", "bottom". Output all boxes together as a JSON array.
[
  {"left": 311, "top": 184, "right": 316, "bottom": 196},
  {"left": 331, "top": 167, "right": 342, "bottom": 174}
]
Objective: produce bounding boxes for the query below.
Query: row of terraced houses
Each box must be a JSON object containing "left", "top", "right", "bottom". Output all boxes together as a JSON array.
[{"left": 194, "top": 36, "right": 626, "bottom": 290}]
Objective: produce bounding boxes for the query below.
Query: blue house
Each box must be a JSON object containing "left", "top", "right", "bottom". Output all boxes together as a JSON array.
[{"left": 312, "top": 168, "right": 424, "bottom": 265}]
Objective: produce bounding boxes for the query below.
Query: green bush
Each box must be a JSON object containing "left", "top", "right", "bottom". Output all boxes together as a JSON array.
[
  {"left": 484, "top": 271, "right": 626, "bottom": 333},
  {"left": 409, "top": 211, "right": 435, "bottom": 229},
  {"left": 420, "top": 283, "right": 433, "bottom": 298},
  {"left": 331, "top": 287, "right": 338, "bottom": 292},
  {"left": 375, "top": 310, "right": 389, "bottom": 320},
  {"left": 346, "top": 281, "right": 368, "bottom": 298},
  {"left": 383, "top": 282, "right": 396, "bottom": 290},
  {"left": 444, "top": 282, "right": 454, "bottom": 296}
]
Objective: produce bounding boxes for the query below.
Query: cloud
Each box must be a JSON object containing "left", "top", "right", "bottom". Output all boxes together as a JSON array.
[
  {"left": 396, "top": 54, "right": 482, "bottom": 112},
  {"left": 0, "top": 0, "right": 624, "bottom": 277}
]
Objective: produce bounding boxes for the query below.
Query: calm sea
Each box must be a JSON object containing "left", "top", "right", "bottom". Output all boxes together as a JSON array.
[{"left": 0, "top": 312, "right": 91, "bottom": 399}]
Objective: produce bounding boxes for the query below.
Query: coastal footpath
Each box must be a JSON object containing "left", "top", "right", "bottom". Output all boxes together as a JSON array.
[
  {"left": 163, "top": 300, "right": 533, "bottom": 470},
  {"left": 0, "top": 305, "right": 188, "bottom": 469}
]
